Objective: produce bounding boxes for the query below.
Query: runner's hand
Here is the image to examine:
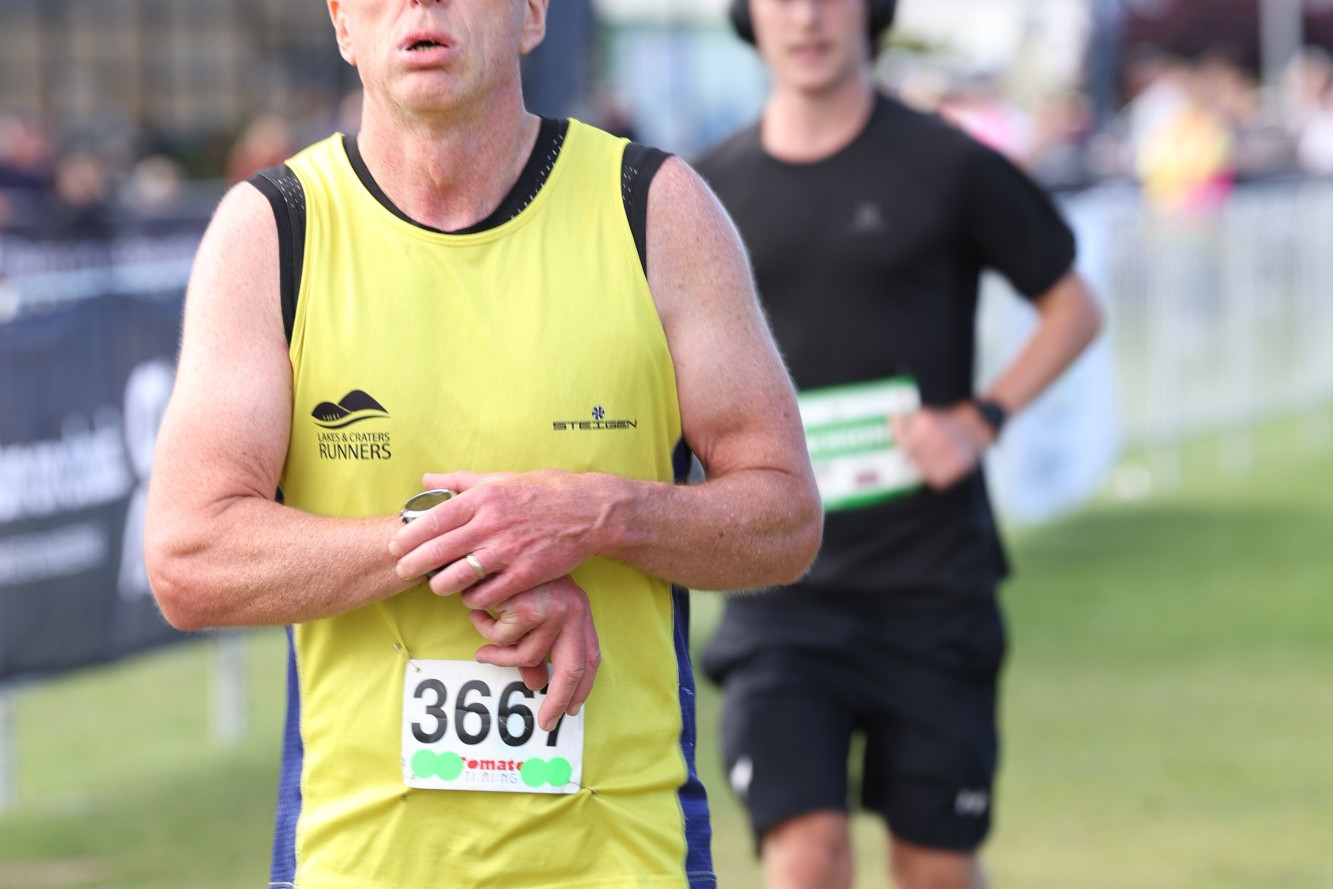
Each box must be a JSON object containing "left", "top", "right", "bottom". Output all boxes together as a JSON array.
[
  {"left": 890, "top": 402, "right": 993, "bottom": 490},
  {"left": 389, "top": 469, "right": 605, "bottom": 612},
  {"left": 467, "top": 575, "right": 599, "bottom": 732}
]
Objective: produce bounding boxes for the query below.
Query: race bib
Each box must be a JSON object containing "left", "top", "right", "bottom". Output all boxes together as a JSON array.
[
  {"left": 799, "top": 376, "right": 923, "bottom": 512},
  {"left": 402, "top": 660, "right": 584, "bottom": 794}
]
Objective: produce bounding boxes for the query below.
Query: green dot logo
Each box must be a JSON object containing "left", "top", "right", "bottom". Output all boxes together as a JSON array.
[
  {"left": 520, "top": 758, "right": 548, "bottom": 788},
  {"left": 519, "top": 757, "right": 573, "bottom": 788},
  {"left": 411, "top": 750, "right": 464, "bottom": 781},
  {"left": 546, "top": 757, "right": 572, "bottom": 787},
  {"left": 438, "top": 751, "right": 464, "bottom": 781}
]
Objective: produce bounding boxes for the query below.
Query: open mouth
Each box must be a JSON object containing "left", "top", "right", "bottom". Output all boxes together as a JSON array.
[{"left": 407, "top": 39, "right": 447, "bottom": 52}]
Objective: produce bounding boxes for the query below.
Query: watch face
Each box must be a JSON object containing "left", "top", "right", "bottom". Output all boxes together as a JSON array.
[
  {"left": 402, "top": 488, "right": 454, "bottom": 522},
  {"left": 977, "top": 401, "right": 1005, "bottom": 433}
]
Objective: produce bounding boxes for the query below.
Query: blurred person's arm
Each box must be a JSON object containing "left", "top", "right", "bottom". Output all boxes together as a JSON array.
[
  {"left": 892, "top": 269, "right": 1102, "bottom": 489},
  {"left": 978, "top": 269, "right": 1103, "bottom": 420}
]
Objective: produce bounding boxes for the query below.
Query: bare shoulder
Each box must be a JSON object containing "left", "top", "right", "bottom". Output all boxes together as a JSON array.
[
  {"left": 192, "top": 181, "right": 279, "bottom": 290},
  {"left": 645, "top": 155, "right": 743, "bottom": 249},
  {"left": 645, "top": 155, "right": 721, "bottom": 216},
  {"left": 644, "top": 156, "right": 755, "bottom": 328},
  {"left": 157, "top": 179, "right": 291, "bottom": 493},
  {"left": 167, "top": 179, "right": 290, "bottom": 441},
  {"left": 178, "top": 181, "right": 283, "bottom": 359}
]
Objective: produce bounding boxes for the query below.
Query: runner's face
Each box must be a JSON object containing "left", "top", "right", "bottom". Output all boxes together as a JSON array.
[
  {"left": 749, "top": 0, "right": 870, "bottom": 97},
  {"left": 327, "top": 0, "right": 545, "bottom": 116}
]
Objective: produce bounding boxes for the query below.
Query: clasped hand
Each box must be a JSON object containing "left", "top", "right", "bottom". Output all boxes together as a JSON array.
[
  {"left": 890, "top": 402, "right": 993, "bottom": 490},
  {"left": 388, "top": 470, "right": 604, "bottom": 732}
]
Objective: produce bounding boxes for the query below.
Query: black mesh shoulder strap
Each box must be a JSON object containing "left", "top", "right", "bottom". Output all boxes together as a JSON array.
[
  {"left": 249, "top": 147, "right": 662, "bottom": 334},
  {"left": 249, "top": 164, "right": 307, "bottom": 344},
  {"left": 621, "top": 142, "right": 671, "bottom": 276},
  {"left": 620, "top": 141, "right": 689, "bottom": 483}
]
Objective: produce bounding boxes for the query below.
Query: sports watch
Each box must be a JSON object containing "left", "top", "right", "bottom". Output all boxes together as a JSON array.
[
  {"left": 974, "top": 398, "right": 1008, "bottom": 439},
  {"left": 400, "top": 488, "right": 455, "bottom": 524},
  {"left": 399, "top": 489, "right": 454, "bottom": 578}
]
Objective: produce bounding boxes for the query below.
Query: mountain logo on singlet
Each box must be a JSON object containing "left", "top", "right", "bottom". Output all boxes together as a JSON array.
[
  {"left": 311, "top": 390, "right": 390, "bottom": 429},
  {"left": 312, "top": 391, "right": 393, "bottom": 461}
]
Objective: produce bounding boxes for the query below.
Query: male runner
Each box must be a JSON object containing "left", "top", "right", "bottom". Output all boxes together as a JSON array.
[{"left": 145, "top": 2, "right": 821, "bottom": 887}]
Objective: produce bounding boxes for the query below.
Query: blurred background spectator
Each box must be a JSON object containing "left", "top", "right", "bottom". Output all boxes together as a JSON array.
[
  {"left": 938, "top": 69, "right": 1037, "bottom": 160},
  {"left": 0, "top": 114, "right": 54, "bottom": 198},
  {"left": 1132, "top": 58, "right": 1237, "bottom": 212},
  {"left": 1026, "top": 87, "right": 1099, "bottom": 191},
  {"left": 223, "top": 113, "right": 295, "bottom": 184},
  {"left": 123, "top": 154, "right": 187, "bottom": 218},
  {"left": 7, "top": 0, "right": 1333, "bottom": 229}
]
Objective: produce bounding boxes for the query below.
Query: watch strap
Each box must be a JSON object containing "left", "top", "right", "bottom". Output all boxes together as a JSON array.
[{"left": 974, "top": 398, "right": 1007, "bottom": 438}]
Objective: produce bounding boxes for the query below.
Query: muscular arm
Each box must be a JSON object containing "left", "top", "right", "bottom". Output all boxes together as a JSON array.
[
  {"left": 893, "top": 268, "right": 1104, "bottom": 489},
  {"left": 391, "top": 157, "right": 823, "bottom": 602},
  {"left": 611, "top": 156, "right": 823, "bottom": 586},
  {"left": 144, "top": 184, "right": 414, "bottom": 631}
]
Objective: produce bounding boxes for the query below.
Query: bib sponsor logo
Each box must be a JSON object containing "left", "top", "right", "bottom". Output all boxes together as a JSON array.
[{"left": 799, "top": 377, "right": 922, "bottom": 511}]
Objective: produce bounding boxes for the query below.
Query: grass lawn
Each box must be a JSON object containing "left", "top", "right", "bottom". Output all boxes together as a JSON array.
[{"left": 2, "top": 412, "right": 1331, "bottom": 888}]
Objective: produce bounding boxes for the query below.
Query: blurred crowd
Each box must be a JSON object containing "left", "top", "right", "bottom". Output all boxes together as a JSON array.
[
  {"left": 11, "top": 45, "right": 1333, "bottom": 238},
  {"left": 902, "top": 45, "right": 1333, "bottom": 209},
  {"left": 0, "top": 112, "right": 202, "bottom": 239},
  {"left": 0, "top": 91, "right": 359, "bottom": 240}
]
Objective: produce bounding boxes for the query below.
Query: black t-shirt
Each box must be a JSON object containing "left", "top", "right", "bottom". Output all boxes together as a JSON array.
[{"left": 694, "top": 93, "right": 1075, "bottom": 609}]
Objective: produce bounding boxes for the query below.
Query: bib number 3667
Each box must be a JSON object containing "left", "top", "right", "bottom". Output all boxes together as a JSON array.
[{"left": 402, "top": 660, "right": 584, "bottom": 794}]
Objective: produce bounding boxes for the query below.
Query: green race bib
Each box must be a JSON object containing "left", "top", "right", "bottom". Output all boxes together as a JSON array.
[{"left": 799, "top": 376, "right": 923, "bottom": 511}]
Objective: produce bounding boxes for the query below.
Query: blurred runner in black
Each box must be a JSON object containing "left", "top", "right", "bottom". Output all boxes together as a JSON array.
[{"left": 695, "top": 1, "right": 1103, "bottom": 887}]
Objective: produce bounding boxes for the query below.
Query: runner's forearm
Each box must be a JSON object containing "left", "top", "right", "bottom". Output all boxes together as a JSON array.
[{"left": 146, "top": 494, "right": 411, "bottom": 630}]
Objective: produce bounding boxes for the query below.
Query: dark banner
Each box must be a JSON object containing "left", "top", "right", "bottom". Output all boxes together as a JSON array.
[{"left": 0, "top": 291, "right": 190, "bottom": 681}]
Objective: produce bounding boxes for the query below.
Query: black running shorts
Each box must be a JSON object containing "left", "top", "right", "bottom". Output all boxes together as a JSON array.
[{"left": 707, "top": 596, "right": 1006, "bottom": 852}]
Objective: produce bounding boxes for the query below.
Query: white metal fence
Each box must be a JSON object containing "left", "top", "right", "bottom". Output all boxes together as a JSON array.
[
  {"left": 1097, "top": 180, "right": 1333, "bottom": 444},
  {"left": 982, "top": 177, "right": 1333, "bottom": 523}
]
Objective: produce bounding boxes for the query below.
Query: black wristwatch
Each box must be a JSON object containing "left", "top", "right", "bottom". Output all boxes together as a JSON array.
[{"left": 974, "top": 398, "right": 1008, "bottom": 439}]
